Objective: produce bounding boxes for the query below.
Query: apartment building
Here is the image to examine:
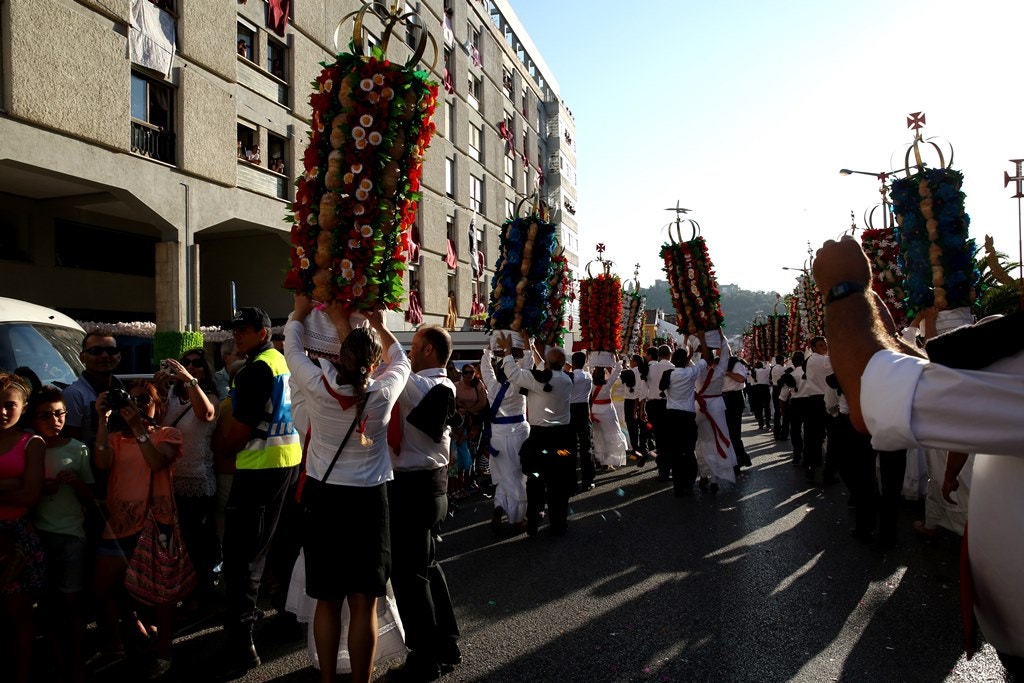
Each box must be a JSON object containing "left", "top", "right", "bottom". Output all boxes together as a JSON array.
[{"left": 0, "top": 0, "right": 579, "bottom": 344}]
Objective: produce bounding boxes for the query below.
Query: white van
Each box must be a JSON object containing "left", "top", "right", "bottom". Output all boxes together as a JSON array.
[{"left": 0, "top": 297, "right": 85, "bottom": 388}]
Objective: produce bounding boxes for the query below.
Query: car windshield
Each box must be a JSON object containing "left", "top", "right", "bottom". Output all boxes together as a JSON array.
[{"left": 0, "top": 323, "right": 84, "bottom": 388}]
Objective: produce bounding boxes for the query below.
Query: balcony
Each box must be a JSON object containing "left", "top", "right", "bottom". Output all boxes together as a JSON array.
[
  {"left": 237, "top": 58, "right": 288, "bottom": 107},
  {"left": 237, "top": 160, "right": 287, "bottom": 200},
  {"left": 130, "top": 121, "right": 176, "bottom": 165}
]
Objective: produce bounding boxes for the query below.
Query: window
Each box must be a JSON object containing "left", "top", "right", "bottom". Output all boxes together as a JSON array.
[
  {"left": 54, "top": 220, "right": 157, "bottom": 276},
  {"left": 266, "top": 39, "right": 286, "bottom": 80},
  {"left": 469, "top": 175, "right": 482, "bottom": 213},
  {"left": 523, "top": 166, "right": 530, "bottom": 191},
  {"left": 502, "top": 67, "right": 513, "bottom": 99},
  {"left": 237, "top": 121, "right": 258, "bottom": 163},
  {"left": 467, "top": 75, "right": 482, "bottom": 111},
  {"left": 237, "top": 22, "right": 255, "bottom": 62},
  {"left": 468, "top": 24, "right": 482, "bottom": 67},
  {"left": 443, "top": 99, "right": 454, "bottom": 139},
  {"left": 521, "top": 88, "right": 528, "bottom": 116},
  {"left": 469, "top": 123, "right": 482, "bottom": 162},
  {"left": 0, "top": 215, "right": 30, "bottom": 262},
  {"left": 405, "top": 2, "right": 421, "bottom": 49},
  {"left": 442, "top": 48, "right": 454, "bottom": 94},
  {"left": 363, "top": 29, "right": 379, "bottom": 51},
  {"left": 445, "top": 216, "right": 458, "bottom": 273},
  {"left": 267, "top": 132, "right": 288, "bottom": 190},
  {"left": 130, "top": 72, "right": 175, "bottom": 164},
  {"left": 445, "top": 157, "right": 455, "bottom": 198},
  {"left": 504, "top": 155, "right": 515, "bottom": 188},
  {"left": 505, "top": 198, "right": 515, "bottom": 220}
]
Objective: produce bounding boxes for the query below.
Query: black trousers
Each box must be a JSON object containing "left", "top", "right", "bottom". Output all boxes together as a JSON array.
[
  {"left": 663, "top": 409, "right": 698, "bottom": 493},
  {"left": 175, "top": 493, "right": 221, "bottom": 596},
  {"left": 877, "top": 449, "right": 907, "bottom": 544},
  {"left": 223, "top": 465, "right": 299, "bottom": 629},
  {"left": 387, "top": 468, "right": 459, "bottom": 657},
  {"left": 802, "top": 394, "right": 828, "bottom": 469},
  {"left": 750, "top": 385, "right": 771, "bottom": 428},
  {"left": 268, "top": 479, "right": 303, "bottom": 611},
  {"left": 521, "top": 424, "right": 576, "bottom": 532},
  {"left": 623, "top": 398, "right": 640, "bottom": 452},
  {"left": 831, "top": 413, "right": 877, "bottom": 533},
  {"left": 789, "top": 396, "right": 807, "bottom": 461},
  {"left": 772, "top": 386, "right": 789, "bottom": 438},
  {"left": 722, "top": 391, "right": 750, "bottom": 467},
  {"left": 570, "top": 403, "right": 595, "bottom": 486},
  {"left": 646, "top": 399, "right": 668, "bottom": 475}
]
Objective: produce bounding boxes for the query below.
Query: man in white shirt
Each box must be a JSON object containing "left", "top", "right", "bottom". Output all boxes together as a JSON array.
[
  {"left": 768, "top": 354, "right": 789, "bottom": 439},
  {"left": 568, "top": 351, "right": 595, "bottom": 491},
  {"left": 480, "top": 346, "right": 531, "bottom": 532},
  {"left": 722, "top": 357, "right": 751, "bottom": 468},
  {"left": 497, "top": 333, "right": 575, "bottom": 537},
  {"left": 815, "top": 236, "right": 1024, "bottom": 676},
  {"left": 801, "top": 336, "right": 833, "bottom": 481},
  {"left": 645, "top": 345, "right": 674, "bottom": 481},
  {"left": 657, "top": 333, "right": 713, "bottom": 495},
  {"left": 749, "top": 361, "right": 772, "bottom": 430},
  {"left": 387, "top": 325, "right": 462, "bottom": 680}
]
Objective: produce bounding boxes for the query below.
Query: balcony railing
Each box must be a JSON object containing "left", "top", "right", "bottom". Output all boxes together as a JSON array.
[
  {"left": 237, "top": 160, "right": 287, "bottom": 200},
  {"left": 131, "top": 121, "right": 176, "bottom": 164}
]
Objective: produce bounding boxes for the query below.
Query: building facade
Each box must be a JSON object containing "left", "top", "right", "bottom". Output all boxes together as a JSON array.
[{"left": 0, "top": 0, "right": 578, "bottom": 345}]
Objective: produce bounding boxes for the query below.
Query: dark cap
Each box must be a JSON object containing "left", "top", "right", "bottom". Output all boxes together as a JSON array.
[{"left": 231, "top": 307, "right": 272, "bottom": 330}]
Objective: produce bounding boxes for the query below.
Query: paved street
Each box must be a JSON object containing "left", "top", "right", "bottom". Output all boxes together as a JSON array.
[{"left": 101, "top": 416, "right": 1009, "bottom": 682}]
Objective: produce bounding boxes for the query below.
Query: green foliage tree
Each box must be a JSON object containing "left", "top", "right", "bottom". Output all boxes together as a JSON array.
[{"left": 639, "top": 280, "right": 781, "bottom": 332}]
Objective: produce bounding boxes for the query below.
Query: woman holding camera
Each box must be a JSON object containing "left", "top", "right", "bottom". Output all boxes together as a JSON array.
[
  {"left": 92, "top": 381, "right": 182, "bottom": 678},
  {"left": 284, "top": 295, "right": 410, "bottom": 683},
  {"left": 158, "top": 351, "right": 219, "bottom": 604}
]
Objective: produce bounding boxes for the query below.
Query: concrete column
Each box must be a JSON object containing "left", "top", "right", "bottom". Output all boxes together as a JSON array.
[{"left": 155, "top": 240, "right": 185, "bottom": 332}]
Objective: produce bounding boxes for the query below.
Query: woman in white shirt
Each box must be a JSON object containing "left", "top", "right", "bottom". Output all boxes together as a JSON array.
[
  {"left": 590, "top": 364, "right": 628, "bottom": 469},
  {"left": 283, "top": 295, "right": 410, "bottom": 683}
]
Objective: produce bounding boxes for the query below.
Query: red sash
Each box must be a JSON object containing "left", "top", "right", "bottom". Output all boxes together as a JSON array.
[{"left": 695, "top": 370, "right": 731, "bottom": 459}]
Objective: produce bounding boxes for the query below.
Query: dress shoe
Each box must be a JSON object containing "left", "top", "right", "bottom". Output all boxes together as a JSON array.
[
  {"left": 213, "top": 627, "right": 260, "bottom": 680},
  {"left": 390, "top": 651, "right": 441, "bottom": 682},
  {"left": 437, "top": 641, "right": 463, "bottom": 668},
  {"left": 698, "top": 477, "right": 710, "bottom": 491}
]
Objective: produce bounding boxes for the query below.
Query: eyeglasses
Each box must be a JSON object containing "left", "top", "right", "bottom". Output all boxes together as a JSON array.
[
  {"left": 132, "top": 394, "right": 153, "bottom": 406},
  {"left": 84, "top": 346, "right": 120, "bottom": 356},
  {"left": 181, "top": 358, "right": 205, "bottom": 368},
  {"left": 35, "top": 409, "right": 68, "bottom": 420}
]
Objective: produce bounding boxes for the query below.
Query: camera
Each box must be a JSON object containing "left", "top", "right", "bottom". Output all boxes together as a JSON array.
[
  {"left": 160, "top": 360, "right": 175, "bottom": 375},
  {"left": 107, "top": 388, "right": 133, "bottom": 411}
]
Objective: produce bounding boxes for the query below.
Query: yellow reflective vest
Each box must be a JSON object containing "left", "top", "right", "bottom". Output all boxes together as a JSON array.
[{"left": 232, "top": 347, "right": 301, "bottom": 470}]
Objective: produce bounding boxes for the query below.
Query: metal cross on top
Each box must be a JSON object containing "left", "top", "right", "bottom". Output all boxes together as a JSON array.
[
  {"left": 907, "top": 111, "right": 927, "bottom": 131},
  {"left": 595, "top": 243, "right": 606, "bottom": 256},
  {"left": 1004, "top": 159, "right": 1024, "bottom": 199}
]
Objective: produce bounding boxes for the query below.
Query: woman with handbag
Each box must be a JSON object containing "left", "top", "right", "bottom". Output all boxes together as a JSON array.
[
  {"left": 157, "top": 349, "right": 220, "bottom": 604},
  {"left": 283, "top": 295, "right": 410, "bottom": 683},
  {"left": 92, "top": 380, "right": 183, "bottom": 679},
  {"left": 0, "top": 372, "right": 45, "bottom": 683}
]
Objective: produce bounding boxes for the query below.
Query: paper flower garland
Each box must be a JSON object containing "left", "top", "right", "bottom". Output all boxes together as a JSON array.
[
  {"left": 788, "top": 273, "right": 822, "bottom": 350},
  {"left": 620, "top": 291, "right": 646, "bottom": 356},
  {"left": 751, "top": 320, "right": 767, "bottom": 360},
  {"left": 890, "top": 168, "right": 978, "bottom": 318},
  {"left": 786, "top": 294, "right": 802, "bottom": 353},
  {"left": 486, "top": 214, "right": 558, "bottom": 335},
  {"left": 538, "top": 252, "right": 572, "bottom": 347},
  {"left": 284, "top": 45, "right": 438, "bottom": 309},
  {"left": 579, "top": 274, "right": 623, "bottom": 353},
  {"left": 860, "top": 227, "right": 908, "bottom": 329},
  {"left": 660, "top": 236, "right": 724, "bottom": 334}
]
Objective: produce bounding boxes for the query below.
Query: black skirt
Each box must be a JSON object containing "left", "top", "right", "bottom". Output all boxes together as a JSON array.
[{"left": 301, "top": 479, "right": 390, "bottom": 600}]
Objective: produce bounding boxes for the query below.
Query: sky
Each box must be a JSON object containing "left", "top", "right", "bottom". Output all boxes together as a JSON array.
[{"left": 509, "top": 0, "right": 1024, "bottom": 295}]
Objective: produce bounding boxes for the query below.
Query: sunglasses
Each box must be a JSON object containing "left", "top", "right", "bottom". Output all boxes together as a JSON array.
[
  {"left": 35, "top": 409, "right": 68, "bottom": 420},
  {"left": 84, "top": 346, "right": 120, "bottom": 356},
  {"left": 131, "top": 394, "right": 154, "bottom": 406},
  {"left": 181, "top": 358, "right": 205, "bottom": 368}
]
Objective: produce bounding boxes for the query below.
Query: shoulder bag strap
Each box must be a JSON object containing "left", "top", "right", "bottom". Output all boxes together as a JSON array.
[{"left": 320, "top": 397, "right": 367, "bottom": 483}]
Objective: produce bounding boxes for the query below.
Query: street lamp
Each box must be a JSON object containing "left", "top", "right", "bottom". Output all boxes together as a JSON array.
[{"left": 839, "top": 168, "right": 899, "bottom": 231}]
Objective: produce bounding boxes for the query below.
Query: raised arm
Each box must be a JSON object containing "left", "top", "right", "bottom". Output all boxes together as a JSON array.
[{"left": 813, "top": 236, "right": 923, "bottom": 432}]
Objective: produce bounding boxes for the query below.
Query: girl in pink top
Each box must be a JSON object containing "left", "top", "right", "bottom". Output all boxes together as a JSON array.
[{"left": 0, "top": 372, "right": 45, "bottom": 683}]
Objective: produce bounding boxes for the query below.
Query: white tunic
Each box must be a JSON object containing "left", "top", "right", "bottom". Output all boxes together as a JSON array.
[
  {"left": 590, "top": 365, "right": 627, "bottom": 467},
  {"left": 695, "top": 356, "right": 737, "bottom": 484}
]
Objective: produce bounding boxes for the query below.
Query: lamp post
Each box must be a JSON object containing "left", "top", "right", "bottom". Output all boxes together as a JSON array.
[{"left": 838, "top": 168, "right": 899, "bottom": 231}]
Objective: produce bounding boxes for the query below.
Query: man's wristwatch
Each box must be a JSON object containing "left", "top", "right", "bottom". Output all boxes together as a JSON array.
[
  {"left": 136, "top": 433, "right": 150, "bottom": 444},
  {"left": 824, "top": 281, "right": 867, "bottom": 305},
  {"left": 186, "top": 378, "right": 199, "bottom": 387}
]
